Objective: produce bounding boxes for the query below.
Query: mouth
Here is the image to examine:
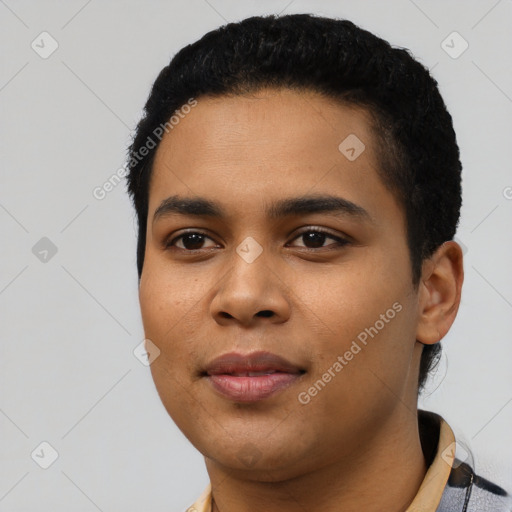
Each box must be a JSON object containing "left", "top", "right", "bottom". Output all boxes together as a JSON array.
[{"left": 202, "top": 351, "right": 306, "bottom": 402}]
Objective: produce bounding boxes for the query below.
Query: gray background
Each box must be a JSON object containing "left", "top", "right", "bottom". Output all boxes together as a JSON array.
[{"left": 1, "top": 0, "right": 511, "bottom": 510}]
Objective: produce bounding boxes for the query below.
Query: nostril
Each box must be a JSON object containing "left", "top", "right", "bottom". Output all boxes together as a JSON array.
[{"left": 257, "top": 310, "right": 274, "bottom": 318}]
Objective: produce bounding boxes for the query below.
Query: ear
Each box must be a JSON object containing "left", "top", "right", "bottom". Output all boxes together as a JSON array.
[{"left": 416, "top": 241, "right": 464, "bottom": 345}]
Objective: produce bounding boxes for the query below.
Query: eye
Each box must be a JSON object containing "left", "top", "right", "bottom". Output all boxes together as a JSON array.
[
  {"left": 164, "top": 228, "right": 350, "bottom": 252},
  {"left": 165, "top": 231, "right": 218, "bottom": 251},
  {"left": 288, "top": 228, "right": 349, "bottom": 249}
]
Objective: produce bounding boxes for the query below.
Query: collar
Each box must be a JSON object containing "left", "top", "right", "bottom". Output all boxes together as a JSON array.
[{"left": 405, "top": 410, "right": 455, "bottom": 511}]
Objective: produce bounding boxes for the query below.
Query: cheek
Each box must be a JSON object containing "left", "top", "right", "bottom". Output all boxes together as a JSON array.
[
  {"left": 298, "top": 257, "right": 416, "bottom": 380},
  {"left": 139, "top": 268, "right": 201, "bottom": 419},
  {"left": 297, "top": 264, "right": 400, "bottom": 339},
  {"left": 139, "top": 262, "right": 215, "bottom": 385},
  {"left": 139, "top": 260, "right": 203, "bottom": 338}
]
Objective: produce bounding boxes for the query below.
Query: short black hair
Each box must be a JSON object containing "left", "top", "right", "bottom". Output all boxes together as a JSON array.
[{"left": 126, "top": 13, "right": 462, "bottom": 393}]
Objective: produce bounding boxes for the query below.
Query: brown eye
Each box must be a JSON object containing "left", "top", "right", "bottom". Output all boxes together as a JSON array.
[
  {"left": 301, "top": 231, "right": 328, "bottom": 248},
  {"left": 166, "top": 232, "right": 218, "bottom": 250},
  {"left": 289, "top": 229, "right": 349, "bottom": 249}
]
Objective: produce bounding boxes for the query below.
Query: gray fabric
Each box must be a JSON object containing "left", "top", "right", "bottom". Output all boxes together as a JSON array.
[{"left": 437, "top": 458, "right": 512, "bottom": 511}]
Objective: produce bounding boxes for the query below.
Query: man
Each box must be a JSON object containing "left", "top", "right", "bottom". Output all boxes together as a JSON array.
[{"left": 125, "top": 13, "right": 511, "bottom": 512}]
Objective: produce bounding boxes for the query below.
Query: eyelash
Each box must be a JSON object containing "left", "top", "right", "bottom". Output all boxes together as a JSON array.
[{"left": 164, "top": 227, "right": 350, "bottom": 252}]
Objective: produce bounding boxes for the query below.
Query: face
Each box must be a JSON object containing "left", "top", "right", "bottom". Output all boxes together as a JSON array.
[{"left": 139, "top": 88, "right": 423, "bottom": 480}]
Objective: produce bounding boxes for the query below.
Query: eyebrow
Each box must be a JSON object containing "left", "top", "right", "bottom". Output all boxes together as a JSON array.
[{"left": 152, "top": 194, "right": 372, "bottom": 224}]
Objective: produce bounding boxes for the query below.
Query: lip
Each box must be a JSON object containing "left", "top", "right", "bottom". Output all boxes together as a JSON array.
[{"left": 203, "top": 351, "right": 305, "bottom": 402}]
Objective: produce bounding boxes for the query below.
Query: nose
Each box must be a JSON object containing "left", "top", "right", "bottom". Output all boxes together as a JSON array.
[{"left": 210, "top": 248, "right": 291, "bottom": 327}]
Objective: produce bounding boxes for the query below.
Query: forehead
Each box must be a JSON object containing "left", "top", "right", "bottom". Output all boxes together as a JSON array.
[
  {"left": 149, "top": 88, "right": 400, "bottom": 226},
  {"left": 153, "top": 88, "right": 375, "bottom": 170}
]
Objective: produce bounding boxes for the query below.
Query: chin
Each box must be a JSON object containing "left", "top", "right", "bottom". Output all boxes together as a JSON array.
[{"left": 199, "top": 428, "right": 320, "bottom": 479}]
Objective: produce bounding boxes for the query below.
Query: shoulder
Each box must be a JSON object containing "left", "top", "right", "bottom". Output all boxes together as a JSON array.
[{"left": 438, "top": 459, "right": 512, "bottom": 512}]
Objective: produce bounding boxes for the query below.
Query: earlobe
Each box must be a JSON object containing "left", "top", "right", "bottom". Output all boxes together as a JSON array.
[{"left": 416, "top": 241, "right": 464, "bottom": 345}]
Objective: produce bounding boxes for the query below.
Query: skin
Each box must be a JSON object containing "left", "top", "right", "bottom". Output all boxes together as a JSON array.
[{"left": 138, "top": 87, "right": 464, "bottom": 512}]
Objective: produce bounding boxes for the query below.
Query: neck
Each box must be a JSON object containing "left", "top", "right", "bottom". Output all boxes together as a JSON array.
[{"left": 207, "top": 406, "right": 428, "bottom": 512}]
